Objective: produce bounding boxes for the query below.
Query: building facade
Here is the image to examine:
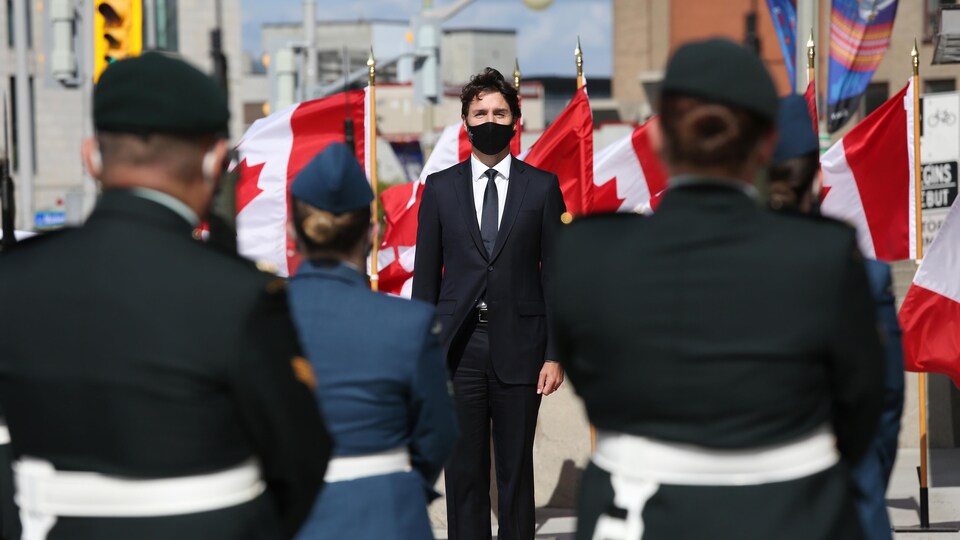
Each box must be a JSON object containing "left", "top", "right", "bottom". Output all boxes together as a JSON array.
[{"left": 0, "top": 0, "right": 243, "bottom": 230}]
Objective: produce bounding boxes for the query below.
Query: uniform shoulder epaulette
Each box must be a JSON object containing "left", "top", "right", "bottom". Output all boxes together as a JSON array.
[
  {"left": 0, "top": 228, "right": 68, "bottom": 253},
  {"left": 565, "top": 211, "right": 645, "bottom": 226}
]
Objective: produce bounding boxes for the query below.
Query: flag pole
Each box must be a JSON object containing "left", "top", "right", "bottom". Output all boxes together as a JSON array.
[
  {"left": 912, "top": 39, "right": 931, "bottom": 529},
  {"left": 807, "top": 29, "right": 816, "bottom": 88},
  {"left": 573, "top": 35, "right": 595, "bottom": 451},
  {"left": 368, "top": 48, "right": 381, "bottom": 292}
]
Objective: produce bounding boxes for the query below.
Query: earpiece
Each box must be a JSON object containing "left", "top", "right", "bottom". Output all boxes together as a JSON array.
[
  {"left": 201, "top": 149, "right": 218, "bottom": 187},
  {"left": 89, "top": 146, "right": 103, "bottom": 175}
]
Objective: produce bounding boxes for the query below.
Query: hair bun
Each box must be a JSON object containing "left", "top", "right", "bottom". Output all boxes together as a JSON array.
[
  {"left": 302, "top": 211, "right": 337, "bottom": 244},
  {"left": 681, "top": 105, "right": 741, "bottom": 155}
]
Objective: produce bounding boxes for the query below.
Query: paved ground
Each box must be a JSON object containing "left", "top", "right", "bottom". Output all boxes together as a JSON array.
[{"left": 431, "top": 447, "right": 960, "bottom": 539}]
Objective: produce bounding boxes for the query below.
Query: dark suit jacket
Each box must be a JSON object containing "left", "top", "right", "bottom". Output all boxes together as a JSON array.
[
  {"left": 412, "top": 157, "right": 565, "bottom": 384},
  {"left": 551, "top": 180, "right": 884, "bottom": 540},
  {"left": 0, "top": 190, "right": 332, "bottom": 540}
]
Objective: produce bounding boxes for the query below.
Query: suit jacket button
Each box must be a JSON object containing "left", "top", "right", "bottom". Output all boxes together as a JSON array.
[{"left": 488, "top": 266, "right": 494, "bottom": 272}]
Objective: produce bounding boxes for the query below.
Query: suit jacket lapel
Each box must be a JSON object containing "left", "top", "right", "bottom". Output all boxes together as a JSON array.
[
  {"left": 452, "top": 159, "right": 488, "bottom": 259},
  {"left": 489, "top": 158, "right": 529, "bottom": 262}
]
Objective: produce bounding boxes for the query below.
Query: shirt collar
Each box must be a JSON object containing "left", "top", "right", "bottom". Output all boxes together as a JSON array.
[
  {"left": 668, "top": 175, "right": 759, "bottom": 200},
  {"left": 471, "top": 153, "right": 512, "bottom": 182},
  {"left": 129, "top": 188, "right": 201, "bottom": 226}
]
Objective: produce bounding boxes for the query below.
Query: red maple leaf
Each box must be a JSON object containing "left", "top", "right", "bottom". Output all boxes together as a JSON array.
[
  {"left": 587, "top": 177, "right": 626, "bottom": 214},
  {"left": 236, "top": 159, "right": 265, "bottom": 214},
  {"left": 819, "top": 185, "right": 831, "bottom": 205}
]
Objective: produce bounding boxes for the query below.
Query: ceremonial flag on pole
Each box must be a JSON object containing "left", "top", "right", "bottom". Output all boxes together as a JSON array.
[
  {"left": 519, "top": 86, "right": 594, "bottom": 216},
  {"left": 234, "top": 90, "right": 368, "bottom": 277},
  {"left": 766, "top": 0, "right": 799, "bottom": 87},
  {"left": 804, "top": 80, "right": 819, "bottom": 138},
  {"left": 590, "top": 118, "right": 668, "bottom": 213},
  {"left": 827, "top": 0, "right": 899, "bottom": 133},
  {"left": 820, "top": 79, "right": 918, "bottom": 261},
  {"left": 899, "top": 196, "right": 960, "bottom": 386}
]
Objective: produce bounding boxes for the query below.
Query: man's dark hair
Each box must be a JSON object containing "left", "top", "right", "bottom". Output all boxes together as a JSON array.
[
  {"left": 291, "top": 198, "right": 372, "bottom": 258},
  {"left": 768, "top": 151, "right": 819, "bottom": 191},
  {"left": 460, "top": 68, "right": 521, "bottom": 121},
  {"left": 658, "top": 93, "right": 773, "bottom": 176}
]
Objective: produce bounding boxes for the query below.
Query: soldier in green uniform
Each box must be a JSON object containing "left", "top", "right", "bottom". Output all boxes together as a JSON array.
[
  {"left": 0, "top": 52, "right": 331, "bottom": 540},
  {"left": 551, "top": 39, "right": 883, "bottom": 540}
]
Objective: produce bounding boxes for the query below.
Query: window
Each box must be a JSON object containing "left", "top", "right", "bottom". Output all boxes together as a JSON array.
[
  {"left": 6, "top": 0, "right": 33, "bottom": 49},
  {"left": 926, "top": 79, "right": 957, "bottom": 93},
  {"left": 927, "top": 0, "right": 957, "bottom": 42},
  {"left": 154, "top": 0, "right": 178, "bottom": 51},
  {"left": 7, "top": 76, "right": 37, "bottom": 175},
  {"left": 862, "top": 82, "right": 889, "bottom": 118}
]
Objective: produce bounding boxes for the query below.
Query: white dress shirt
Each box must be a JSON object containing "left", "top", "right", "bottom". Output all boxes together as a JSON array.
[{"left": 470, "top": 153, "right": 511, "bottom": 229}]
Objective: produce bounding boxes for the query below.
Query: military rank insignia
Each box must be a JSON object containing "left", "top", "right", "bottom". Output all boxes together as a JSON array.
[{"left": 291, "top": 356, "right": 318, "bottom": 390}]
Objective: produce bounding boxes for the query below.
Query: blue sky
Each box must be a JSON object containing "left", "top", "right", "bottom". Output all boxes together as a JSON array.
[{"left": 240, "top": 0, "right": 612, "bottom": 77}]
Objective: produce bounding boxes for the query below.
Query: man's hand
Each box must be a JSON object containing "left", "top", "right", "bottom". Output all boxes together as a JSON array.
[{"left": 537, "top": 361, "right": 564, "bottom": 396}]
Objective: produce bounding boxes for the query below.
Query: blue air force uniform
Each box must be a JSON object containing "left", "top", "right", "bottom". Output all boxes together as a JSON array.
[{"left": 286, "top": 145, "right": 458, "bottom": 540}]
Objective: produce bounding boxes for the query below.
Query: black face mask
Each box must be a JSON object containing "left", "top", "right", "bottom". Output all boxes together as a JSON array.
[{"left": 467, "top": 122, "right": 515, "bottom": 155}]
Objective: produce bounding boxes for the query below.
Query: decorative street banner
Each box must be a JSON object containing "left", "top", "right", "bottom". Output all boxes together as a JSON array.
[
  {"left": 920, "top": 92, "right": 960, "bottom": 251},
  {"left": 827, "top": 0, "right": 898, "bottom": 133},
  {"left": 766, "top": 0, "right": 798, "bottom": 88}
]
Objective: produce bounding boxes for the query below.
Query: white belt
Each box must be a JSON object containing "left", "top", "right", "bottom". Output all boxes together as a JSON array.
[
  {"left": 14, "top": 457, "right": 266, "bottom": 540},
  {"left": 324, "top": 447, "right": 412, "bottom": 483},
  {"left": 591, "top": 425, "right": 839, "bottom": 540}
]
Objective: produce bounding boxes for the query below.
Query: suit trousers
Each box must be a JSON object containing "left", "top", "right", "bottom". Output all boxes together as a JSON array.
[{"left": 446, "top": 323, "right": 541, "bottom": 540}]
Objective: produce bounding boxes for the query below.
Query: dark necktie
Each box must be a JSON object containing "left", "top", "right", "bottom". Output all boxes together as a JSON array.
[{"left": 480, "top": 169, "right": 499, "bottom": 257}]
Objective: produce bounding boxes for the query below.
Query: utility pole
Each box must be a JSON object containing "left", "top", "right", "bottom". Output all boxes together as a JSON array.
[
  {"left": 304, "top": 0, "right": 316, "bottom": 99},
  {"left": 12, "top": 0, "right": 34, "bottom": 230},
  {"left": 211, "top": 0, "right": 228, "bottom": 99}
]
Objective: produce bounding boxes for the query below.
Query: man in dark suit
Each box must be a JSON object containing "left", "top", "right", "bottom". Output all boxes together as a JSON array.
[
  {"left": 0, "top": 53, "right": 331, "bottom": 540},
  {"left": 413, "top": 67, "right": 566, "bottom": 540},
  {"left": 769, "top": 95, "right": 904, "bottom": 540},
  {"left": 551, "top": 39, "right": 883, "bottom": 540}
]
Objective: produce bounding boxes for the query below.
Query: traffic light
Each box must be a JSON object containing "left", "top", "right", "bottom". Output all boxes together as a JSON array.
[{"left": 93, "top": 0, "right": 142, "bottom": 82}]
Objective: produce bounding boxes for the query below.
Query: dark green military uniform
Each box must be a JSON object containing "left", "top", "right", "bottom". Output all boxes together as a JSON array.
[
  {"left": 0, "top": 53, "right": 332, "bottom": 540},
  {"left": 550, "top": 40, "right": 884, "bottom": 540}
]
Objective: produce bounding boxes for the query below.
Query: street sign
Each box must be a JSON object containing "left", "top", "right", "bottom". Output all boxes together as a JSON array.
[{"left": 920, "top": 92, "right": 960, "bottom": 251}]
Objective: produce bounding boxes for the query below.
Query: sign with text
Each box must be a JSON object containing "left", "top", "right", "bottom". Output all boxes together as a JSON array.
[{"left": 920, "top": 93, "right": 960, "bottom": 251}]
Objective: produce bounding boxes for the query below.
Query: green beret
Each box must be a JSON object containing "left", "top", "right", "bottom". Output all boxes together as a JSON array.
[
  {"left": 94, "top": 52, "right": 230, "bottom": 136},
  {"left": 660, "top": 38, "right": 778, "bottom": 123}
]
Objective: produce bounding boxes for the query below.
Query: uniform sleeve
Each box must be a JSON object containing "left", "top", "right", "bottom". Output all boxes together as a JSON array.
[
  {"left": 412, "top": 176, "right": 443, "bottom": 305},
  {"left": 231, "top": 284, "right": 332, "bottom": 538},
  {"left": 826, "top": 240, "right": 885, "bottom": 463},
  {"left": 541, "top": 174, "right": 567, "bottom": 361},
  {"left": 407, "top": 309, "right": 458, "bottom": 494},
  {"left": 865, "top": 260, "right": 905, "bottom": 470}
]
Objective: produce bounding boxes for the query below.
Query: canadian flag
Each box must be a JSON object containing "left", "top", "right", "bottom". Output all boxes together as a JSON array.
[
  {"left": 234, "top": 89, "right": 369, "bottom": 277},
  {"left": 590, "top": 117, "right": 668, "bottom": 214},
  {"left": 899, "top": 196, "right": 960, "bottom": 385},
  {"left": 820, "top": 79, "right": 918, "bottom": 261},
  {"left": 519, "top": 86, "right": 594, "bottom": 215}
]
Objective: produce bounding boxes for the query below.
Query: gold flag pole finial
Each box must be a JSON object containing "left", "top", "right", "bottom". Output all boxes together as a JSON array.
[
  {"left": 367, "top": 47, "right": 376, "bottom": 85},
  {"left": 367, "top": 47, "right": 381, "bottom": 292},
  {"left": 513, "top": 58, "right": 521, "bottom": 90},
  {"left": 575, "top": 36, "right": 584, "bottom": 89},
  {"left": 912, "top": 39, "right": 920, "bottom": 75},
  {"left": 807, "top": 28, "right": 815, "bottom": 69}
]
